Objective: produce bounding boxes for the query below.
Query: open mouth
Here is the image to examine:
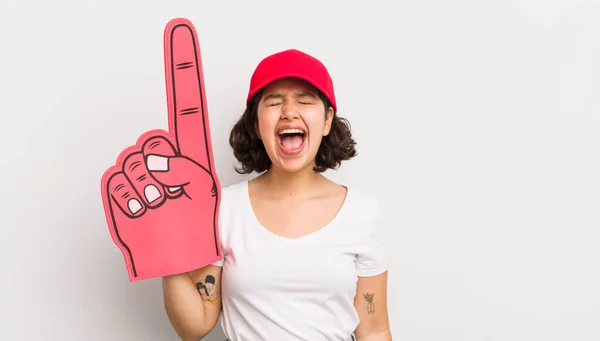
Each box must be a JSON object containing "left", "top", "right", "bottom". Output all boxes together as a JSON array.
[{"left": 277, "top": 128, "right": 306, "bottom": 154}]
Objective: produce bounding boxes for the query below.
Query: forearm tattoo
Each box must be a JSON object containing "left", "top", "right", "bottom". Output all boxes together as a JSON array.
[
  {"left": 363, "top": 293, "right": 375, "bottom": 314},
  {"left": 196, "top": 275, "right": 220, "bottom": 304}
]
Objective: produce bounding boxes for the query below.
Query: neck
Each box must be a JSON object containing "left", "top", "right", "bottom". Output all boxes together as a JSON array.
[{"left": 259, "top": 164, "right": 323, "bottom": 198}]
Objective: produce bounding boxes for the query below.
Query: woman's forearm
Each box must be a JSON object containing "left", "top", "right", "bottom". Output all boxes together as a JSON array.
[{"left": 162, "top": 273, "right": 213, "bottom": 340}]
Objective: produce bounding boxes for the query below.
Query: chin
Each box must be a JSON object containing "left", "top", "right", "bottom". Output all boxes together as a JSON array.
[
  {"left": 270, "top": 152, "right": 319, "bottom": 174},
  {"left": 272, "top": 158, "right": 314, "bottom": 173}
]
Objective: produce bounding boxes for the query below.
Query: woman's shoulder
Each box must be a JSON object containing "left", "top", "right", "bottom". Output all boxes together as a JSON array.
[
  {"left": 345, "top": 185, "right": 381, "bottom": 214},
  {"left": 221, "top": 178, "right": 248, "bottom": 193},
  {"left": 215, "top": 179, "right": 250, "bottom": 237},
  {"left": 219, "top": 179, "right": 249, "bottom": 206}
]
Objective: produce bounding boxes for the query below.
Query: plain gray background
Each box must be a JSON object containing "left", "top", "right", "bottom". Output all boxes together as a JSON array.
[{"left": 1, "top": 0, "right": 599, "bottom": 340}]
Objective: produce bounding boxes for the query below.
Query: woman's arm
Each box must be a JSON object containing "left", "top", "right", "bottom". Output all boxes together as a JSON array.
[
  {"left": 353, "top": 271, "right": 392, "bottom": 341},
  {"left": 162, "top": 264, "right": 223, "bottom": 341}
]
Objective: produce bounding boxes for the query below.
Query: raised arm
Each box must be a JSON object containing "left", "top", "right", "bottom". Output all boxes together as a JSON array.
[
  {"left": 162, "top": 265, "right": 223, "bottom": 340},
  {"left": 353, "top": 271, "right": 392, "bottom": 341},
  {"left": 159, "top": 18, "right": 224, "bottom": 341}
]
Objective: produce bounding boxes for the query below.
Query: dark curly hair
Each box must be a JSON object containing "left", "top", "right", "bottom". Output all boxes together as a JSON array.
[{"left": 229, "top": 88, "right": 357, "bottom": 174}]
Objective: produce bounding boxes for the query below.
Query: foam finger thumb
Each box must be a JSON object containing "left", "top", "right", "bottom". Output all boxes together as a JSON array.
[{"left": 146, "top": 155, "right": 206, "bottom": 188}]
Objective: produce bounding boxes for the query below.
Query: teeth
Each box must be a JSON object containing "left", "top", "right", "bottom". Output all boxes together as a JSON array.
[{"left": 278, "top": 128, "right": 304, "bottom": 135}]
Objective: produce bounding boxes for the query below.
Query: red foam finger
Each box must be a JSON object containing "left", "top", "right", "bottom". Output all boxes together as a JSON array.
[
  {"left": 99, "top": 18, "right": 224, "bottom": 282},
  {"left": 106, "top": 172, "right": 146, "bottom": 218},
  {"left": 163, "top": 18, "right": 214, "bottom": 174},
  {"left": 141, "top": 134, "right": 182, "bottom": 197},
  {"left": 122, "top": 152, "right": 167, "bottom": 208}
]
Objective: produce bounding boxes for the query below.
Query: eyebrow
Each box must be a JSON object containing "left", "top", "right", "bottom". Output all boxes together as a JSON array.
[
  {"left": 263, "top": 91, "right": 317, "bottom": 101},
  {"left": 263, "top": 93, "right": 283, "bottom": 101},
  {"left": 294, "top": 92, "right": 317, "bottom": 99}
]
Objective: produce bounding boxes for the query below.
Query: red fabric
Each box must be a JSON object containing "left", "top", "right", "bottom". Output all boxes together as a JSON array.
[{"left": 246, "top": 49, "right": 337, "bottom": 112}]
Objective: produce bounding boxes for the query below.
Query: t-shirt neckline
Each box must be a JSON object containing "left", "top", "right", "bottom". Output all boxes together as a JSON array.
[{"left": 242, "top": 180, "right": 350, "bottom": 242}]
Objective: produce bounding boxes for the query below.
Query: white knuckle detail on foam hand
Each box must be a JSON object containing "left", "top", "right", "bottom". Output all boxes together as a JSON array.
[
  {"left": 146, "top": 155, "right": 169, "bottom": 171},
  {"left": 128, "top": 199, "right": 142, "bottom": 214},
  {"left": 144, "top": 185, "right": 161, "bottom": 203}
]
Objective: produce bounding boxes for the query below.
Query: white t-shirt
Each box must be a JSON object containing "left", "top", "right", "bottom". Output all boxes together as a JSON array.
[{"left": 212, "top": 180, "right": 388, "bottom": 341}]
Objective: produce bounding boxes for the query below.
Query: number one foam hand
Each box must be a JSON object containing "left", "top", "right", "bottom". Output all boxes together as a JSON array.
[{"left": 100, "top": 18, "right": 222, "bottom": 281}]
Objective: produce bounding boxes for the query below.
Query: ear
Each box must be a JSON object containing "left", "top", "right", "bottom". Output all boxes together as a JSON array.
[{"left": 323, "top": 107, "right": 335, "bottom": 136}]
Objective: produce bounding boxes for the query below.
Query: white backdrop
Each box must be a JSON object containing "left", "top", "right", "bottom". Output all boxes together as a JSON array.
[{"left": 1, "top": 0, "right": 599, "bottom": 340}]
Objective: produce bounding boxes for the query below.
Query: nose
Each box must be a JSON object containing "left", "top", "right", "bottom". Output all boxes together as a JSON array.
[{"left": 280, "top": 101, "right": 300, "bottom": 120}]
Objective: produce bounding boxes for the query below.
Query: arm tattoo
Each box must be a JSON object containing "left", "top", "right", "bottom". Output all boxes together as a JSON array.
[
  {"left": 363, "top": 293, "right": 375, "bottom": 314},
  {"left": 195, "top": 275, "right": 220, "bottom": 304}
]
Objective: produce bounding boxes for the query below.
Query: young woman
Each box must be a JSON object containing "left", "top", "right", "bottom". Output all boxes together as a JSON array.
[{"left": 162, "top": 49, "right": 391, "bottom": 341}]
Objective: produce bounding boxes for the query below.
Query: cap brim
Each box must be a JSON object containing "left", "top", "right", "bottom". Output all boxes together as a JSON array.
[{"left": 247, "top": 73, "right": 336, "bottom": 112}]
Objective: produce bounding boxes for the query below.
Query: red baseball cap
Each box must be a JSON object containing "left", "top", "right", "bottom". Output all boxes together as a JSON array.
[{"left": 246, "top": 49, "right": 337, "bottom": 112}]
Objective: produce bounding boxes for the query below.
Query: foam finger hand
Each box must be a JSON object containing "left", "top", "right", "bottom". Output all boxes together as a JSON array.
[
  {"left": 107, "top": 172, "right": 146, "bottom": 218},
  {"left": 123, "top": 152, "right": 166, "bottom": 208},
  {"left": 142, "top": 135, "right": 182, "bottom": 197}
]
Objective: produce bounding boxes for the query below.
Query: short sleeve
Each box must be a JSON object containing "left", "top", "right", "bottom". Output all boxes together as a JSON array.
[
  {"left": 211, "top": 246, "right": 225, "bottom": 267},
  {"left": 356, "top": 199, "right": 388, "bottom": 277},
  {"left": 211, "top": 217, "right": 226, "bottom": 267}
]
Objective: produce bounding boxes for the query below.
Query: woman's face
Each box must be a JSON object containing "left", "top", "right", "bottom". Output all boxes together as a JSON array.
[{"left": 256, "top": 77, "right": 334, "bottom": 173}]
